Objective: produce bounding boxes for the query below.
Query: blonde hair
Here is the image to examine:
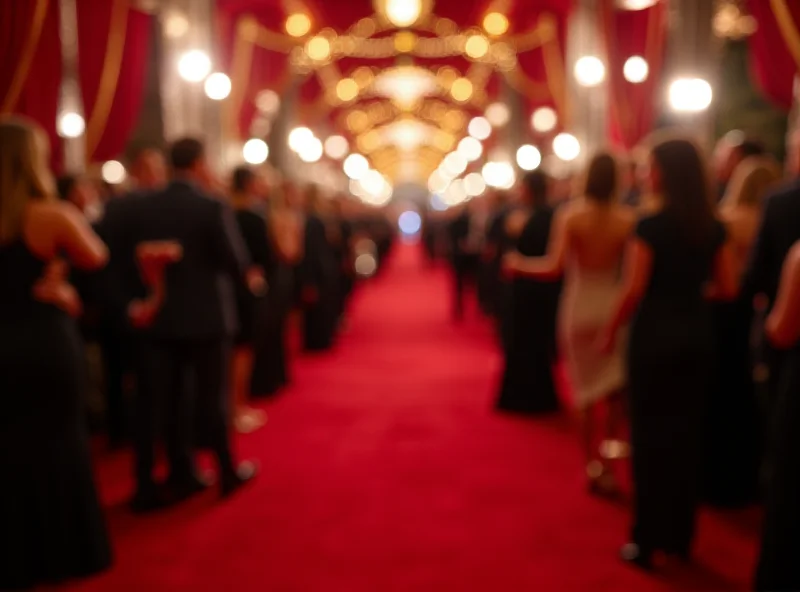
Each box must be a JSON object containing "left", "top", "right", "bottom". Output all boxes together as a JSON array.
[
  {"left": 0, "top": 117, "right": 55, "bottom": 243},
  {"left": 722, "top": 156, "right": 782, "bottom": 209}
]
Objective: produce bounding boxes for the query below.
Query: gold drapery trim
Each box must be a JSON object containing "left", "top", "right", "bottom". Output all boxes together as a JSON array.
[
  {"left": 1, "top": 0, "right": 50, "bottom": 114},
  {"left": 770, "top": 0, "right": 800, "bottom": 70},
  {"left": 599, "top": 0, "right": 632, "bottom": 141},
  {"left": 227, "top": 17, "right": 257, "bottom": 140},
  {"left": 85, "top": 0, "right": 129, "bottom": 162},
  {"left": 540, "top": 14, "right": 569, "bottom": 128}
]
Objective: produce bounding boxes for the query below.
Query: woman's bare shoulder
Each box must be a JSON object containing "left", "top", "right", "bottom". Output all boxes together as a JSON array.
[{"left": 789, "top": 241, "right": 800, "bottom": 265}]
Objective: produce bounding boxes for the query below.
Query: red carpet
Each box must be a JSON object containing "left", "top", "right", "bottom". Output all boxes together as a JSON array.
[{"left": 65, "top": 243, "right": 757, "bottom": 592}]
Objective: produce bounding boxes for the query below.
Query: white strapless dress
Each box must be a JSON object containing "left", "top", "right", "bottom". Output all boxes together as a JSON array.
[{"left": 557, "top": 265, "right": 627, "bottom": 409}]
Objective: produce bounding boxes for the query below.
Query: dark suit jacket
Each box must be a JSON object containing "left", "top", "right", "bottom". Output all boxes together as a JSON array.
[
  {"left": 98, "top": 180, "right": 250, "bottom": 341},
  {"left": 744, "top": 180, "right": 800, "bottom": 303}
]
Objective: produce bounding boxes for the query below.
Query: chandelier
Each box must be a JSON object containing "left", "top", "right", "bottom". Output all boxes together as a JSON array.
[{"left": 372, "top": 65, "right": 439, "bottom": 109}]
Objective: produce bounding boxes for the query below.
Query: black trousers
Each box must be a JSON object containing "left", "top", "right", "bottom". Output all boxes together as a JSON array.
[
  {"left": 133, "top": 338, "right": 234, "bottom": 493},
  {"left": 99, "top": 327, "right": 132, "bottom": 445}
]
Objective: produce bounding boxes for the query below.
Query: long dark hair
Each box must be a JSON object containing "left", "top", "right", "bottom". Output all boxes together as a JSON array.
[
  {"left": 583, "top": 152, "right": 617, "bottom": 203},
  {"left": 650, "top": 136, "right": 715, "bottom": 244},
  {"left": 521, "top": 170, "right": 549, "bottom": 208}
]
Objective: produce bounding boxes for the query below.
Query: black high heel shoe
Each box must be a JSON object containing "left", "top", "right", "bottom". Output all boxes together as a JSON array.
[{"left": 620, "top": 543, "right": 654, "bottom": 571}]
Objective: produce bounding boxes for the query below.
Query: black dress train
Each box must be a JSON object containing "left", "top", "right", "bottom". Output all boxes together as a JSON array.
[
  {"left": 496, "top": 207, "right": 562, "bottom": 414},
  {"left": 704, "top": 296, "right": 761, "bottom": 507},
  {"left": 627, "top": 212, "right": 725, "bottom": 556},
  {"left": 0, "top": 242, "right": 112, "bottom": 589}
]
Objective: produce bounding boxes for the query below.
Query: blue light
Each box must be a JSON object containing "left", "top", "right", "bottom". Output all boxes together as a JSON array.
[
  {"left": 430, "top": 193, "right": 448, "bottom": 211},
  {"left": 398, "top": 210, "right": 422, "bottom": 235}
]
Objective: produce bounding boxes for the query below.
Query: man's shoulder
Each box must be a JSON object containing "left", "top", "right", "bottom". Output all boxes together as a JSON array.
[{"left": 765, "top": 180, "right": 800, "bottom": 209}]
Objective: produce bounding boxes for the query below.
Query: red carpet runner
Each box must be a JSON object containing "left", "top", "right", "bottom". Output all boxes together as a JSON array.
[{"left": 66, "top": 244, "right": 757, "bottom": 591}]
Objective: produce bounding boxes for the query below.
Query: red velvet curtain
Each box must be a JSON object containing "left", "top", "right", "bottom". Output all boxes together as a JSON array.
[
  {"left": 747, "top": 0, "right": 800, "bottom": 110},
  {"left": 77, "top": 0, "right": 152, "bottom": 163},
  {"left": 218, "top": 3, "right": 294, "bottom": 140},
  {"left": 0, "top": 0, "right": 63, "bottom": 168},
  {"left": 599, "top": 0, "right": 666, "bottom": 150}
]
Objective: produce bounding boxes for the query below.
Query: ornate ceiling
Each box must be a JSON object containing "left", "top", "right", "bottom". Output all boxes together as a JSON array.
[{"left": 218, "top": 0, "right": 573, "bottom": 186}]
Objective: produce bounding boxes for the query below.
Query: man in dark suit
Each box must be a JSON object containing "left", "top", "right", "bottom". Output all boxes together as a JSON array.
[
  {"left": 94, "top": 149, "right": 168, "bottom": 448},
  {"left": 747, "top": 132, "right": 800, "bottom": 592},
  {"left": 101, "top": 138, "right": 256, "bottom": 511},
  {"left": 448, "top": 201, "right": 485, "bottom": 321},
  {"left": 744, "top": 131, "right": 800, "bottom": 406}
]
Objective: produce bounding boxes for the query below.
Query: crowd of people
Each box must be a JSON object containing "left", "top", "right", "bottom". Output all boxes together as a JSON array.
[
  {"left": 5, "top": 106, "right": 800, "bottom": 590},
  {"left": 432, "top": 130, "right": 800, "bottom": 589},
  {"left": 0, "top": 115, "right": 394, "bottom": 590}
]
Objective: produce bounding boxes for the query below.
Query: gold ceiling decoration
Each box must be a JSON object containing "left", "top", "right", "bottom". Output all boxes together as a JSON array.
[{"left": 229, "top": 1, "right": 569, "bottom": 184}]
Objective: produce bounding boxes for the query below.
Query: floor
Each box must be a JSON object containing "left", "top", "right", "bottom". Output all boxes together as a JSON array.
[{"left": 64, "top": 243, "right": 758, "bottom": 591}]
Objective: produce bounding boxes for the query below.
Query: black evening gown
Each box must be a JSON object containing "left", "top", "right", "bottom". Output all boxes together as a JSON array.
[
  {"left": 755, "top": 346, "right": 800, "bottom": 591},
  {"left": 496, "top": 207, "right": 562, "bottom": 414},
  {"left": 300, "top": 214, "right": 339, "bottom": 352},
  {"left": 233, "top": 208, "right": 271, "bottom": 347},
  {"left": 0, "top": 242, "right": 112, "bottom": 589},
  {"left": 627, "top": 212, "right": 725, "bottom": 555},
  {"left": 251, "top": 217, "right": 294, "bottom": 397},
  {"left": 704, "top": 296, "right": 761, "bottom": 507}
]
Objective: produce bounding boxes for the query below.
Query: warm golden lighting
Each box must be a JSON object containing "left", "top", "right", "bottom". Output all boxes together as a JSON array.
[
  {"left": 336, "top": 78, "right": 359, "bottom": 102},
  {"left": 465, "top": 34, "right": 490, "bottom": 59},
  {"left": 305, "top": 36, "right": 331, "bottom": 61},
  {"left": 373, "top": 66, "right": 438, "bottom": 109},
  {"left": 382, "top": 0, "right": 422, "bottom": 28},
  {"left": 394, "top": 31, "right": 417, "bottom": 53},
  {"left": 433, "top": 130, "right": 455, "bottom": 152},
  {"left": 353, "top": 67, "right": 374, "bottom": 87},
  {"left": 450, "top": 77, "right": 473, "bottom": 102},
  {"left": 347, "top": 111, "right": 370, "bottom": 133},
  {"left": 285, "top": 13, "right": 311, "bottom": 37},
  {"left": 483, "top": 12, "right": 509, "bottom": 36},
  {"left": 359, "top": 130, "right": 381, "bottom": 152},
  {"left": 442, "top": 109, "right": 465, "bottom": 132}
]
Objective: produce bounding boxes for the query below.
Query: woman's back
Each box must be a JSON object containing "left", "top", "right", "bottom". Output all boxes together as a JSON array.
[{"left": 566, "top": 200, "right": 636, "bottom": 274}]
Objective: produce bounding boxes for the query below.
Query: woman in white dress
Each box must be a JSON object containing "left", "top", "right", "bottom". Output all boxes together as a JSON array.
[{"left": 504, "top": 152, "right": 636, "bottom": 494}]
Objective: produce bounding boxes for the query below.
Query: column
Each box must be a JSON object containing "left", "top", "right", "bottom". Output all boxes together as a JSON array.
[
  {"left": 660, "top": 0, "right": 718, "bottom": 148},
  {"left": 565, "top": 0, "right": 607, "bottom": 166},
  {"left": 500, "top": 77, "right": 524, "bottom": 162},
  {"left": 158, "top": 0, "right": 223, "bottom": 170},
  {"left": 58, "top": 0, "right": 85, "bottom": 172}
]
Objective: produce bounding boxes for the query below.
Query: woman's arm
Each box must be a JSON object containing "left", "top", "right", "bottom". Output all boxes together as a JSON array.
[
  {"left": 766, "top": 243, "right": 800, "bottom": 349},
  {"left": 55, "top": 203, "right": 108, "bottom": 270},
  {"left": 505, "top": 208, "right": 570, "bottom": 280},
  {"left": 706, "top": 240, "right": 738, "bottom": 301},
  {"left": 599, "top": 238, "right": 652, "bottom": 352}
]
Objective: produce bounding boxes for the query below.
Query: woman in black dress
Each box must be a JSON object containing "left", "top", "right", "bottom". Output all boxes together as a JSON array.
[
  {"left": 298, "top": 186, "right": 339, "bottom": 352},
  {"left": 601, "top": 136, "right": 737, "bottom": 569},
  {"left": 495, "top": 171, "right": 562, "bottom": 414},
  {"left": 0, "top": 117, "right": 112, "bottom": 589},
  {"left": 250, "top": 185, "right": 303, "bottom": 397},
  {"left": 229, "top": 166, "right": 270, "bottom": 433},
  {"left": 755, "top": 240, "right": 800, "bottom": 591}
]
